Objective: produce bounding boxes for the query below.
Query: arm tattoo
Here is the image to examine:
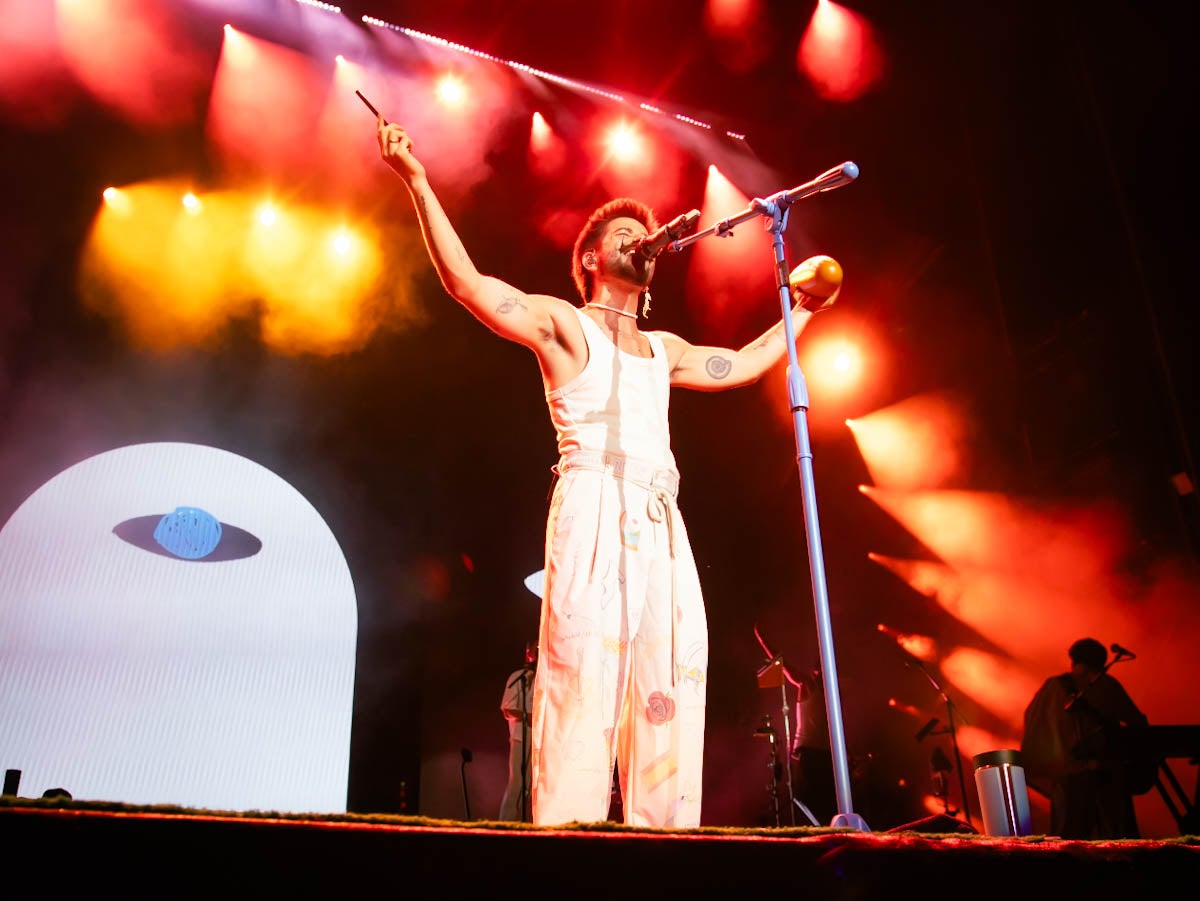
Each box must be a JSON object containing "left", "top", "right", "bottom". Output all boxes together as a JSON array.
[
  {"left": 706, "top": 356, "right": 733, "bottom": 379},
  {"left": 497, "top": 294, "right": 528, "bottom": 315}
]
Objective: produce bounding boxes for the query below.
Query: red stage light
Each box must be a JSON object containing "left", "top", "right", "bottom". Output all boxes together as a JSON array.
[
  {"left": 797, "top": 1, "right": 884, "bottom": 102},
  {"left": 604, "top": 121, "right": 642, "bottom": 161}
]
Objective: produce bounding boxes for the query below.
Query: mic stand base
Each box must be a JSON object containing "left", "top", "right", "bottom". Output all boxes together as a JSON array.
[{"left": 831, "top": 811, "right": 870, "bottom": 830}]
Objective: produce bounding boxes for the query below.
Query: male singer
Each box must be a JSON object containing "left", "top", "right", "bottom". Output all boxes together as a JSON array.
[{"left": 376, "top": 116, "right": 839, "bottom": 827}]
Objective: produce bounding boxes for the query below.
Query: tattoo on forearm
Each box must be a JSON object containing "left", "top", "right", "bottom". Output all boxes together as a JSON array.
[
  {"left": 417, "top": 194, "right": 429, "bottom": 216},
  {"left": 706, "top": 356, "right": 733, "bottom": 379},
  {"left": 497, "top": 294, "right": 528, "bottom": 315},
  {"left": 455, "top": 244, "right": 468, "bottom": 263}
]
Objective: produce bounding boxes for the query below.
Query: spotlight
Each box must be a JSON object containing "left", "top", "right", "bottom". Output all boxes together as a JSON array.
[
  {"left": 182, "top": 192, "right": 201, "bottom": 214},
  {"left": 435, "top": 74, "right": 467, "bottom": 108},
  {"left": 605, "top": 121, "right": 641, "bottom": 161},
  {"left": 101, "top": 187, "right": 131, "bottom": 214}
]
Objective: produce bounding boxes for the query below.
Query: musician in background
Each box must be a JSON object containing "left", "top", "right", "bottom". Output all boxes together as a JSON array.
[
  {"left": 1020, "top": 637, "right": 1149, "bottom": 839},
  {"left": 791, "top": 665, "right": 836, "bottom": 826},
  {"left": 498, "top": 642, "right": 537, "bottom": 821}
]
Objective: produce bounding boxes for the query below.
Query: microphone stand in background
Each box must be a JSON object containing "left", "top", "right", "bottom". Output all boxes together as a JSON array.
[
  {"left": 673, "top": 161, "right": 866, "bottom": 831},
  {"left": 460, "top": 747, "right": 473, "bottom": 820},
  {"left": 754, "top": 650, "right": 797, "bottom": 826},
  {"left": 906, "top": 654, "right": 973, "bottom": 827}
]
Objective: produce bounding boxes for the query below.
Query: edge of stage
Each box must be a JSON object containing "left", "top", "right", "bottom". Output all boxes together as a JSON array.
[{"left": 3, "top": 798, "right": 1198, "bottom": 897}]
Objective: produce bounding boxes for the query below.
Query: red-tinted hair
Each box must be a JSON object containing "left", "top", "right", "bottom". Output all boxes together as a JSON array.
[{"left": 570, "top": 198, "right": 658, "bottom": 302}]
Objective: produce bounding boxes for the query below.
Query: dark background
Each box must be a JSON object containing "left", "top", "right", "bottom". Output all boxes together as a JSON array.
[{"left": 1, "top": 0, "right": 1196, "bottom": 831}]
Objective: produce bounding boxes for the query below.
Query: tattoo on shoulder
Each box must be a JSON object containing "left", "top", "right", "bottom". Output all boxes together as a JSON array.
[
  {"left": 497, "top": 294, "right": 528, "bottom": 315},
  {"left": 706, "top": 356, "right": 733, "bottom": 379}
]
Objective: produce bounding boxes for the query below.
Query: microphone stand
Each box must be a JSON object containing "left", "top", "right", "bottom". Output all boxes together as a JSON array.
[
  {"left": 906, "top": 656, "right": 973, "bottom": 827},
  {"left": 755, "top": 652, "right": 798, "bottom": 825},
  {"left": 460, "top": 746, "right": 473, "bottom": 820},
  {"left": 673, "top": 161, "right": 865, "bottom": 831}
]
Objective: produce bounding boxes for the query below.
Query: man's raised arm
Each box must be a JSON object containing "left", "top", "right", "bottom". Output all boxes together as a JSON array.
[{"left": 377, "top": 116, "right": 558, "bottom": 349}]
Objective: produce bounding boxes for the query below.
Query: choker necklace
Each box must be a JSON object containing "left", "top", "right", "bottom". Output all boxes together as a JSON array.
[{"left": 585, "top": 302, "right": 637, "bottom": 320}]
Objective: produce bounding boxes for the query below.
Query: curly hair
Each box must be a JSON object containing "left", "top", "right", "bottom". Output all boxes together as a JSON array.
[{"left": 570, "top": 198, "right": 658, "bottom": 302}]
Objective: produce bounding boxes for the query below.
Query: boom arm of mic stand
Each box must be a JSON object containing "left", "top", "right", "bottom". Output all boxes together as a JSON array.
[{"left": 670, "top": 162, "right": 860, "bottom": 253}]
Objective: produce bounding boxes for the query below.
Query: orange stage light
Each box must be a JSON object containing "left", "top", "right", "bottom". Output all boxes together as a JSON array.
[
  {"left": 801, "top": 335, "right": 864, "bottom": 395},
  {"left": 846, "top": 391, "right": 972, "bottom": 491},
  {"left": 860, "top": 482, "right": 1200, "bottom": 732}
]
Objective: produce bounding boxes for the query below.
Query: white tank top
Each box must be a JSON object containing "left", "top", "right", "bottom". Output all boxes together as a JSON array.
[{"left": 545, "top": 307, "right": 676, "bottom": 469}]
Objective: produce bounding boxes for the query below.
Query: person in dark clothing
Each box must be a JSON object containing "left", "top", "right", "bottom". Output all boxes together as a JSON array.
[
  {"left": 498, "top": 642, "right": 538, "bottom": 822},
  {"left": 1020, "top": 638, "right": 1150, "bottom": 839},
  {"left": 790, "top": 666, "right": 836, "bottom": 826}
]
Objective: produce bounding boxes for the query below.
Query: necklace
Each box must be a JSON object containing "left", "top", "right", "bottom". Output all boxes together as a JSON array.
[{"left": 585, "top": 302, "right": 637, "bottom": 320}]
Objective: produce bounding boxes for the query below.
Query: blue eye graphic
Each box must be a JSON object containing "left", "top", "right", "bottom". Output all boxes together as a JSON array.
[
  {"left": 113, "top": 506, "right": 262, "bottom": 561},
  {"left": 154, "top": 506, "right": 221, "bottom": 558}
]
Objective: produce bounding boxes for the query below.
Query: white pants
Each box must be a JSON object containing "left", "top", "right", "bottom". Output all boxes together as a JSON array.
[{"left": 530, "top": 455, "right": 708, "bottom": 827}]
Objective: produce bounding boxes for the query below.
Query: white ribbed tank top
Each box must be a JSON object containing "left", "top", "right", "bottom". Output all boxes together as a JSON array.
[{"left": 545, "top": 307, "right": 676, "bottom": 469}]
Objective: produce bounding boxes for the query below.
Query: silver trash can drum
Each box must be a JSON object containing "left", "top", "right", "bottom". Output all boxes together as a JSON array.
[{"left": 972, "top": 749, "right": 1033, "bottom": 837}]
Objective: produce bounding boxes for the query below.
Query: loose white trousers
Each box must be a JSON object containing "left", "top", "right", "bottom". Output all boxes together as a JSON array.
[{"left": 530, "top": 455, "right": 708, "bottom": 827}]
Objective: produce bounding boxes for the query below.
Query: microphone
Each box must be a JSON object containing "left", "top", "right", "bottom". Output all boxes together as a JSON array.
[
  {"left": 914, "top": 717, "right": 940, "bottom": 742},
  {"left": 629, "top": 209, "right": 701, "bottom": 260},
  {"left": 780, "top": 161, "right": 860, "bottom": 204},
  {"left": 1110, "top": 643, "right": 1137, "bottom": 659}
]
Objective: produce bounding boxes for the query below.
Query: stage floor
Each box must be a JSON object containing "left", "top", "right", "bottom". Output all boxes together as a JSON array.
[{"left": 3, "top": 798, "right": 1198, "bottom": 898}]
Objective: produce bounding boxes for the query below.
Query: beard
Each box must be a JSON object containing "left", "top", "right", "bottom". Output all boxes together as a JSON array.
[{"left": 604, "top": 248, "right": 654, "bottom": 289}]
